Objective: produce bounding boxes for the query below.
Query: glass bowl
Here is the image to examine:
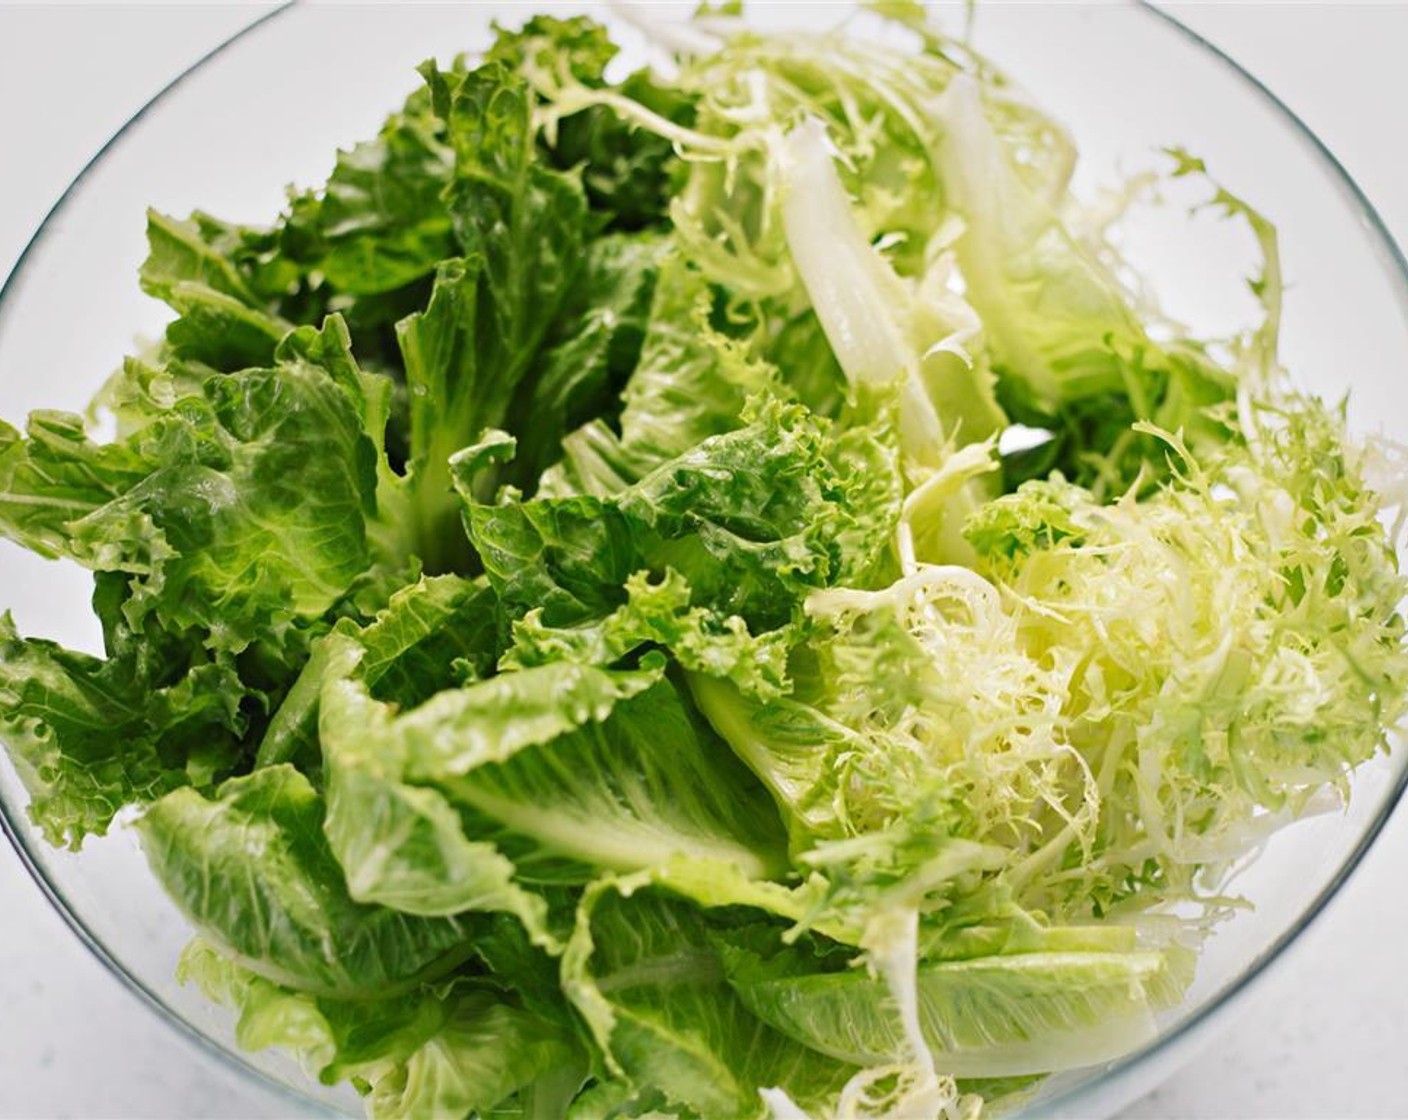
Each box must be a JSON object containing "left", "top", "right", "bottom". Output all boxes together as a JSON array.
[{"left": 3, "top": 4, "right": 1406, "bottom": 1117}]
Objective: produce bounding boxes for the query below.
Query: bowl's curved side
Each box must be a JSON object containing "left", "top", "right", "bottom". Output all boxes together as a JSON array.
[
  {"left": 1141, "top": 3, "right": 1408, "bottom": 314},
  {"left": 0, "top": 5, "right": 289, "bottom": 309},
  {"left": 0, "top": 9, "right": 348, "bottom": 1114}
]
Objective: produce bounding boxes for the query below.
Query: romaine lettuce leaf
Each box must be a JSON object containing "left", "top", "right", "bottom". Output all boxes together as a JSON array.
[
  {"left": 178, "top": 939, "right": 585, "bottom": 1119},
  {"left": 473, "top": 397, "right": 899, "bottom": 641},
  {"left": 138, "top": 211, "right": 293, "bottom": 370},
  {"left": 0, "top": 319, "right": 407, "bottom": 844},
  {"left": 722, "top": 938, "right": 1183, "bottom": 1078},
  {"left": 542, "top": 253, "right": 782, "bottom": 498},
  {"left": 290, "top": 88, "right": 456, "bottom": 298},
  {"left": 137, "top": 765, "right": 473, "bottom": 998},
  {"left": 322, "top": 641, "right": 788, "bottom": 891},
  {"left": 0, "top": 614, "right": 245, "bottom": 846},
  {"left": 563, "top": 886, "right": 853, "bottom": 1119}
]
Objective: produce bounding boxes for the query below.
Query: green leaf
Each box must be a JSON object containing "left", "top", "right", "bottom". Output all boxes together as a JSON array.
[
  {"left": 506, "top": 233, "right": 669, "bottom": 490},
  {"left": 254, "top": 573, "right": 497, "bottom": 772},
  {"left": 139, "top": 210, "right": 293, "bottom": 369},
  {"left": 467, "top": 493, "right": 638, "bottom": 629},
  {"left": 312, "top": 611, "right": 668, "bottom": 940},
  {"left": 73, "top": 358, "right": 379, "bottom": 653},
  {"left": 613, "top": 401, "right": 841, "bottom": 631},
  {"left": 506, "top": 568, "right": 793, "bottom": 701},
  {"left": 436, "top": 674, "right": 790, "bottom": 882},
  {"left": 487, "top": 14, "right": 619, "bottom": 81},
  {"left": 0, "top": 613, "right": 246, "bottom": 847},
  {"left": 760, "top": 307, "right": 849, "bottom": 419},
  {"left": 0, "top": 411, "right": 150, "bottom": 560},
  {"left": 179, "top": 939, "right": 585, "bottom": 1118},
  {"left": 0, "top": 333, "right": 399, "bottom": 847},
  {"left": 141, "top": 209, "right": 271, "bottom": 307},
  {"left": 354, "top": 573, "right": 500, "bottom": 701},
  {"left": 490, "top": 15, "right": 694, "bottom": 232},
  {"left": 545, "top": 257, "right": 781, "bottom": 497},
  {"left": 479, "top": 400, "right": 859, "bottom": 638},
  {"left": 389, "top": 57, "right": 591, "bottom": 570},
  {"left": 318, "top": 600, "right": 789, "bottom": 896},
  {"left": 368, "top": 987, "right": 586, "bottom": 1120},
  {"left": 137, "top": 765, "right": 472, "bottom": 998},
  {"left": 723, "top": 941, "right": 1184, "bottom": 1078},
  {"left": 435, "top": 56, "right": 589, "bottom": 373},
  {"left": 177, "top": 938, "right": 444, "bottom": 1085},
  {"left": 307, "top": 105, "right": 456, "bottom": 296},
  {"left": 563, "top": 887, "right": 853, "bottom": 1118},
  {"left": 2, "top": 318, "right": 399, "bottom": 694},
  {"left": 397, "top": 658, "right": 665, "bottom": 782},
  {"left": 688, "top": 673, "right": 861, "bottom": 852},
  {"left": 962, "top": 474, "right": 1089, "bottom": 575},
  {"left": 395, "top": 255, "right": 509, "bottom": 572},
  {"left": 546, "top": 70, "right": 696, "bottom": 232},
  {"left": 317, "top": 639, "right": 636, "bottom": 940}
]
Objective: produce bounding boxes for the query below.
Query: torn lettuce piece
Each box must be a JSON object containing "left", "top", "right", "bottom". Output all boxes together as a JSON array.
[
  {"left": 2, "top": 324, "right": 386, "bottom": 648},
  {"left": 542, "top": 253, "right": 782, "bottom": 499},
  {"left": 0, "top": 319, "right": 408, "bottom": 846},
  {"left": 491, "top": 14, "right": 695, "bottom": 231},
  {"left": 322, "top": 637, "right": 788, "bottom": 894},
  {"left": 318, "top": 666, "right": 563, "bottom": 942},
  {"left": 178, "top": 940, "right": 586, "bottom": 1120},
  {"left": 310, "top": 579, "right": 791, "bottom": 936},
  {"left": 563, "top": 886, "right": 854, "bottom": 1119},
  {"left": 137, "top": 766, "right": 474, "bottom": 999},
  {"left": 395, "top": 56, "right": 589, "bottom": 569},
  {"left": 722, "top": 938, "right": 1184, "bottom": 1078},
  {"left": 692, "top": 561, "right": 1085, "bottom": 883},
  {"left": 431, "top": 674, "right": 790, "bottom": 883},
  {"left": 504, "top": 233, "right": 669, "bottom": 492},
  {"left": 505, "top": 568, "right": 794, "bottom": 702},
  {"left": 0, "top": 614, "right": 247, "bottom": 847},
  {"left": 470, "top": 397, "right": 902, "bottom": 644}
]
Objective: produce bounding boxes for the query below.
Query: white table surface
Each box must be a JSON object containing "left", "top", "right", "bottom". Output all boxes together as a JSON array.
[{"left": 2, "top": 4, "right": 1407, "bottom": 1118}]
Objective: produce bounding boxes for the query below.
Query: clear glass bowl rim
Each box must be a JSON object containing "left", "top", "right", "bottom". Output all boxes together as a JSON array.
[{"left": 2, "top": 3, "right": 1407, "bottom": 1116}]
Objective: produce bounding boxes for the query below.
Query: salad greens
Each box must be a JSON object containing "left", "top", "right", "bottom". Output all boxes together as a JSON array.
[{"left": 3, "top": 5, "right": 1407, "bottom": 1119}]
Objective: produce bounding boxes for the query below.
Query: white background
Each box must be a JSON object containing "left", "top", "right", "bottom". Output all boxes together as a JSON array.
[{"left": 2, "top": 3, "right": 1407, "bottom": 1118}]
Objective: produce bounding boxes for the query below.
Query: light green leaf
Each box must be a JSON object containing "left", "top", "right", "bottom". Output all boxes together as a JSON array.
[
  {"left": 564, "top": 886, "right": 853, "bottom": 1118},
  {"left": 723, "top": 941, "right": 1184, "bottom": 1078},
  {"left": 137, "top": 765, "right": 472, "bottom": 998},
  {"left": 369, "top": 988, "right": 586, "bottom": 1120},
  {"left": 438, "top": 675, "right": 789, "bottom": 882}
]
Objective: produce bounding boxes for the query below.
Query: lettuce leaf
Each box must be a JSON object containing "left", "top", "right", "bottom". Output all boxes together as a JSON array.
[
  {"left": 137, "top": 766, "right": 473, "bottom": 998},
  {"left": 178, "top": 940, "right": 586, "bottom": 1119},
  {"left": 322, "top": 647, "right": 788, "bottom": 896},
  {"left": 563, "top": 887, "right": 853, "bottom": 1118}
]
